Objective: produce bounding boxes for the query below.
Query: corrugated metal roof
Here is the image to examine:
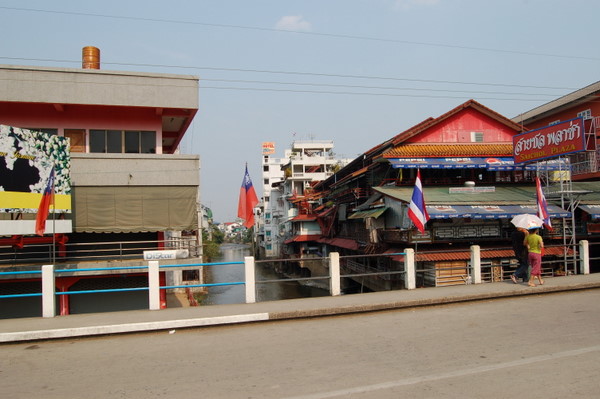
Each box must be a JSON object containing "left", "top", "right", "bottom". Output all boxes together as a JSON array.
[
  {"left": 374, "top": 185, "right": 539, "bottom": 204},
  {"left": 348, "top": 207, "right": 388, "bottom": 220},
  {"left": 513, "top": 81, "right": 600, "bottom": 124},
  {"left": 382, "top": 144, "right": 513, "bottom": 158},
  {"left": 414, "top": 246, "right": 570, "bottom": 262}
]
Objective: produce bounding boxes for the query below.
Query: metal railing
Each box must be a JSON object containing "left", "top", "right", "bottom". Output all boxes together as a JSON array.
[
  {"left": 0, "top": 237, "right": 200, "bottom": 266},
  {"left": 0, "top": 241, "right": 592, "bottom": 319}
]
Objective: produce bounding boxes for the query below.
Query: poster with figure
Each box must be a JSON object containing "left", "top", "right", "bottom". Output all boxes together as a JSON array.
[{"left": 0, "top": 125, "right": 71, "bottom": 213}]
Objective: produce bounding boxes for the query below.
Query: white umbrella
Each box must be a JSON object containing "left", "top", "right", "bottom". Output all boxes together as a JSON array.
[{"left": 511, "top": 214, "right": 544, "bottom": 230}]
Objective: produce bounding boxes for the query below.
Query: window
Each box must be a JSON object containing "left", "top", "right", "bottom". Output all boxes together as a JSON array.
[
  {"left": 470, "top": 132, "right": 484, "bottom": 142},
  {"left": 182, "top": 270, "right": 200, "bottom": 281},
  {"left": 264, "top": 197, "right": 270, "bottom": 203},
  {"left": 577, "top": 109, "right": 592, "bottom": 120},
  {"left": 266, "top": 230, "right": 271, "bottom": 237},
  {"left": 90, "top": 130, "right": 156, "bottom": 153},
  {"left": 266, "top": 244, "right": 272, "bottom": 250},
  {"left": 63, "top": 129, "right": 86, "bottom": 153},
  {"left": 263, "top": 165, "right": 269, "bottom": 172},
  {"left": 264, "top": 179, "right": 269, "bottom": 185}
]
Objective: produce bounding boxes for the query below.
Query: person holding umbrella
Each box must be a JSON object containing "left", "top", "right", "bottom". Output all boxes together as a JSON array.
[
  {"left": 509, "top": 214, "right": 543, "bottom": 285},
  {"left": 525, "top": 228, "right": 544, "bottom": 287}
]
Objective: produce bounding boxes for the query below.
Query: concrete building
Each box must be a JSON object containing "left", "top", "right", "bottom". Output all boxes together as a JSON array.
[
  {"left": 257, "top": 140, "right": 350, "bottom": 259},
  {"left": 0, "top": 48, "right": 201, "bottom": 315}
]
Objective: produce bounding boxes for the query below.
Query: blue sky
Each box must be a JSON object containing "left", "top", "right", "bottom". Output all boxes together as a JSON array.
[{"left": 2, "top": 0, "right": 599, "bottom": 222}]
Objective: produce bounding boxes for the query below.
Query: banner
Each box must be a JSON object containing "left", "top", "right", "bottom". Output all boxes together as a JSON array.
[{"left": 0, "top": 125, "right": 71, "bottom": 213}]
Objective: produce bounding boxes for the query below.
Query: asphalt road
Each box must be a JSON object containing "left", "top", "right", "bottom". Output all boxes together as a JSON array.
[{"left": 2, "top": 290, "right": 599, "bottom": 398}]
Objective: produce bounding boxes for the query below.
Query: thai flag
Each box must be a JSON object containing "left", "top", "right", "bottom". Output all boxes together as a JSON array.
[
  {"left": 237, "top": 165, "right": 259, "bottom": 228},
  {"left": 35, "top": 168, "right": 55, "bottom": 236},
  {"left": 408, "top": 169, "right": 429, "bottom": 234},
  {"left": 536, "top": 177, "right": 553, "bottom": 231}
]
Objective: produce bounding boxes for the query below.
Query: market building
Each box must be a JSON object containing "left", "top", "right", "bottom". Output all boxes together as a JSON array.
[
  {"left": 513, "top": 80, "right": 600, "bottom": 269},
  {"left": 288, "top": 100, "right": 574, "bottom": 290}
]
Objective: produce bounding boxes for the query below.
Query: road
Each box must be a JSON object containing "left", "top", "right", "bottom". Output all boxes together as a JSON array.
[{"left": 2, "top": 290, "right": 599, "bottom": 398}]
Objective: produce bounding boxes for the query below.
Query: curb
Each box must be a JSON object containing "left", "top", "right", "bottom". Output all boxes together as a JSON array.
[{"left": 1, "top": 282, "right": 598, "bottom": 343}]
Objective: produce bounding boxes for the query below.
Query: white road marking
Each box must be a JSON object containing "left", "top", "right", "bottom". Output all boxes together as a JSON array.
[{"left": 284, "top": 344, "right": 600, "bottom": 399}]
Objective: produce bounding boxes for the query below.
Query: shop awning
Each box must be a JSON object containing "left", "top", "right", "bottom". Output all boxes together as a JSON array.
[
  {"left": 427, "top": 204, "right": 570, "bottom": 219},
  {"left": 318, "top": 237, "right": 359, "bottom": 250},
  {"left": 579, "top": 204, "right": 600, "bottom": 220},
  {"left": 72, "top": 186, "right": 198, "bottom": 233},
  {"left": 388, "top": 157, "right": 568, "bottom": 170},
  {"left": 348, "top": 207, "right": 388, "bottom": 220}
]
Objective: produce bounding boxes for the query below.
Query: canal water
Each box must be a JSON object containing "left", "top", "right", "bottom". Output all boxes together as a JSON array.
[{"left": 202, "top": 243, "right": 329, "bottom": 305}]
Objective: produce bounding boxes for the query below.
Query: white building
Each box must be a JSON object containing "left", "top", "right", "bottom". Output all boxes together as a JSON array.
[{"left": 258, "top": 140, "right": 351, "bottom": 258}]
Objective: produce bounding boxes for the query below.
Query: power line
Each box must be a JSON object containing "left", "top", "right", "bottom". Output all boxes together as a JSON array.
[
  {"left": 0, "top": 56, "right": 578, "bottom": 91},
  {"left": 200, "top": 78, "right": 561, "bottom": 97},
  {"left": 199, "top": 85, "right": 552, "bottom": 102},
  {"left": 2, "top": 5, "right": 600, "bottom": 62}
]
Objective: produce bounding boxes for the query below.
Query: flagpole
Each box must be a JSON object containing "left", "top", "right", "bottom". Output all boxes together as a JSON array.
[{"left": 52, "top": 183, "right": 56, "bottom": 265}]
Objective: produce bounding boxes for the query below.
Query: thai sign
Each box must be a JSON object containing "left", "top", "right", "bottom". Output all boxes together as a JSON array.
[
  {"left": 262, "top": 142, "right": 275, "bottom": 155},
  {"left": 513, "top": 117, "right": 585, "bottom": 164},
  {"left": 0, "top": 125, "right": 71, "bottom": 213}
]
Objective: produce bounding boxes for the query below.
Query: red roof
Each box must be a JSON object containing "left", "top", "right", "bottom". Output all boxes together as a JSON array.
[
  {"left": 318, "top": 237, "right": 359, "bottom": 250},
  {"left": 414, "top": 246, "right": 571, "bottom": 262},
  {"left": 284, "top": 234, "right": 321, "bottom": 244}
]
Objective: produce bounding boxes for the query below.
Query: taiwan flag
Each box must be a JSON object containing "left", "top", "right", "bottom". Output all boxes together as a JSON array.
[
  {"left": 536, "top": 177, "right": 553, "bottom": 231},
  {"left": 238, "top": 165, "right": 259, "bottom": 228},
  {"left": 35, "top": 168, "right": 55, "bottom": 236},
  {"left": 408, "top": 169, "right": 429, "bottom": 234}
]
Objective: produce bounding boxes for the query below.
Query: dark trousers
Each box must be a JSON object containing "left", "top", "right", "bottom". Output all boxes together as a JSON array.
[{"left": 514, "top": 255, "right": 529, "bottom": 282}]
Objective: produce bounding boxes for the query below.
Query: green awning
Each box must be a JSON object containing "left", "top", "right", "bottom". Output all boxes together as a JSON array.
[{"left": 348, "top": 207, "right": 388, "bottom": 219}]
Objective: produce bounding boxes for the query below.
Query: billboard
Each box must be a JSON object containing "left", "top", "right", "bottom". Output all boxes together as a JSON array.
[
  {"left": 0, "top": 125, "right": 71, "bottom": 213},
  {"left": 513, "top": 117, "right": 585, "bottom": 164},
  {"left": 262, "top": 142, "right": 275, "bottom": 155}
]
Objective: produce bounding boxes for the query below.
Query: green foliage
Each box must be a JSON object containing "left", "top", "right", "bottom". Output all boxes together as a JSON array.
[{"left": 201, "top": 225, "right": 223, "bottom": 262}]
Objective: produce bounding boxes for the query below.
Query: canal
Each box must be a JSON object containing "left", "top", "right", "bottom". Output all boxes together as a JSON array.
[{"left": 202, "top": 243, "right": 329, "bottom": 305}]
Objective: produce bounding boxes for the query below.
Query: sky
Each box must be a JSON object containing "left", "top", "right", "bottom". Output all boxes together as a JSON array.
[{"left": 2, "top": 0, "right": 600, "bottom": 222}]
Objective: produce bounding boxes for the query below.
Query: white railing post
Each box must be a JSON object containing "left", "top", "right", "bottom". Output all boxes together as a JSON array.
[
  {"left": 470, "top": 245, "right": 481, "bottom": 284},
  {"left": 244, "top": 256, "right": 256, "bottom": 304},
  {"left": 329, "top": 252, "right": 341, "bottom": 296},
  {"left": 42, "top": 264, "right": 56, "bottom": 318},
  {"left": 579, "top": 240, "right": 590, "bottom": 275},
  {"left": 404, "top": 248, "right": 415, "bottom": 290},
  {"left": 148, "top": 260, "right": 160, "bottom": 310}
]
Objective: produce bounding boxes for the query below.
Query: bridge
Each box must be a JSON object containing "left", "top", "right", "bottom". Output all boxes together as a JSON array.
[{"left": 1, "top": 272, "right": 599, "bottom": 343}]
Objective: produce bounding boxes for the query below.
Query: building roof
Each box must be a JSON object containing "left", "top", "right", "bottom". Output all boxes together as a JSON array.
[
  {"left": 389, "top": 99, "right": 524, "bottom": 145},
  {"left": 382, "top": 143, "right": 514, "bottom": 158},
  {"left": 513, "top": 80, "right": 600, "bottom": 125},
  {"left": 374, "top": 185, "right": 538, "bottom": 204}
]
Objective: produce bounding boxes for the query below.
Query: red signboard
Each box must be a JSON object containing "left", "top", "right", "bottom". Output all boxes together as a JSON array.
[{"left": 513, "top": 117, "right": 585, "bottom": 164}]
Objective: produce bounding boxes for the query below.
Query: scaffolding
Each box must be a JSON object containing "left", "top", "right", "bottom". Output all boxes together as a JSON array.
[{"left": 538, "top": 117, "right": 598, "bottom": 275}]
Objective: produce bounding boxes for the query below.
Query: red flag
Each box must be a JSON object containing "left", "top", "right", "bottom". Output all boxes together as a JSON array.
[
  {"left": 237, "top": 165, "right": 259, "bottom": 228},
  {"left": 35, "top": 168, "right": 55, "bottom": 236},
  {"left": 408, "top": 169, "right": 429, "bottom": 234}
]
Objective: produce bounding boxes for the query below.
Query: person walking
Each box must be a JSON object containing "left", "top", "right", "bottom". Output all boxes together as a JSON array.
[
  {"left": 525, "top": 228, "right": 544, "bottom": 287},
  {"left": 510, "top": 227, "right": 529, "bottom": 284}
]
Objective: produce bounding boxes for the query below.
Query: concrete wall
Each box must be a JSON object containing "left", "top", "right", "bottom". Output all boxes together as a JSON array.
[
  {"left": 0, "top": 65, "right": 198, "bottom": 109},
  {"left": 71, "top": 153, "right": 200, "bottom": 186}
]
